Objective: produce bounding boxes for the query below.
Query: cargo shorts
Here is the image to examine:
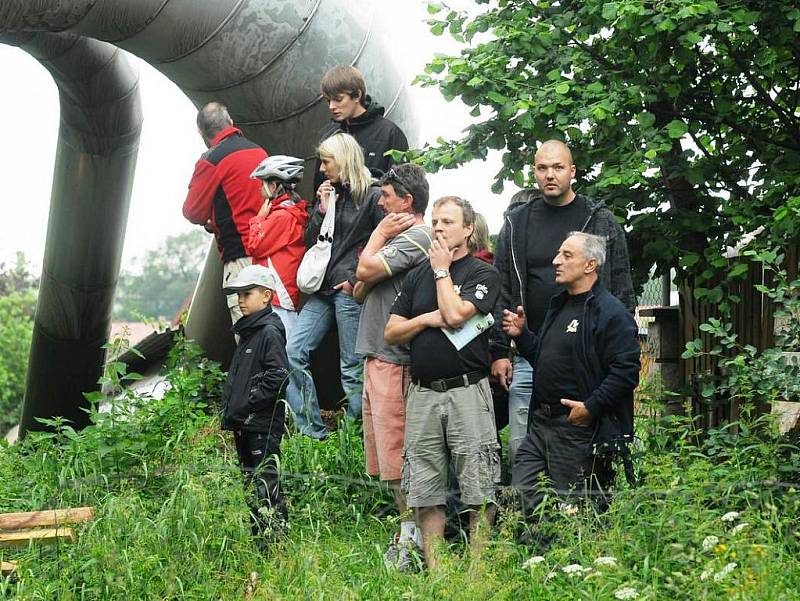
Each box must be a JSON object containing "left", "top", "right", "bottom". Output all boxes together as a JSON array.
[{"left": 401, "top": 377, "right": 501, "bottom": 508}]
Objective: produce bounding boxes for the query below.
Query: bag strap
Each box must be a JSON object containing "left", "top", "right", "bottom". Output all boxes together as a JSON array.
[{"left": 318, "top": 188, "right": 336, "bottom": 242}]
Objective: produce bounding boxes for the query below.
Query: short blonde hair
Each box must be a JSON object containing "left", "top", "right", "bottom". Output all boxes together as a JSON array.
[{"left": 318, "top": 133, "right": 372, "bottom": 205}]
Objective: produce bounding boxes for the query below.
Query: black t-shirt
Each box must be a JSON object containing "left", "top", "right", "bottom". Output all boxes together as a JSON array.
[
  {"left": 391, "top": 255, "right": 500, "bottom": 381},
  {"left": 534, "top": 291, "right": 589, "bottom": 406},
  {"left": 525, "top": 196, "right": 588, "bottom": 334}
]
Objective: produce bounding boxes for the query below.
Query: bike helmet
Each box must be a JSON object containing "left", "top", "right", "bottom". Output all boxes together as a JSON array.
[{"left": 250, "top": 155, "right": 305, "bottom": 183}]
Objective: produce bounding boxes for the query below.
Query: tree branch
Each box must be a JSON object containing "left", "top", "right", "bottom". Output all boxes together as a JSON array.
[{"left": 722, "top": 39, "right": 800, "bottom": 139}]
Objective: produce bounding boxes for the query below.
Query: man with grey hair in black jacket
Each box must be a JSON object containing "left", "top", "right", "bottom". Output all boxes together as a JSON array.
[
  {"left": 490, "top": 140, "right": 635, "bottom": 468},
  {"left": 502, "top": 231, "right": 640, "bottom": 549}
]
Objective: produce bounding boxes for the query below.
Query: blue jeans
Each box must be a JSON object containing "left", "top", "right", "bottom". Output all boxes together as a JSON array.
[
  {"left": 285, "top": 292, "right": 363, "bottom": 438},
  {"left": 509, "top": 355, "right": 533, "bottom": 467}
]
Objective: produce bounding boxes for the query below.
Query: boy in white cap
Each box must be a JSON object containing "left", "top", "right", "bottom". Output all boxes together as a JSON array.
[{"left": 222, "top": 264, "right": 290, "bottom": 552}]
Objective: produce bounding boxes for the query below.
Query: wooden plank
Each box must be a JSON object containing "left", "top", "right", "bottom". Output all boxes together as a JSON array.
[
  {"left": 1, "top": 560, "right": 17, "bottom": 575},
  {"left": 0, "top": 507, "right": 93, "bottom": 531},
  {"left": 0, "top": 527, "right": 75, "bottom": 548}
]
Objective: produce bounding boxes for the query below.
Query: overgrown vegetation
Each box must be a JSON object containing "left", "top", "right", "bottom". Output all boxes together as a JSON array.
[
  {"left": 0, "top": 254, "right": 37, "bottom": 436},
  {"left": 1, "top": 339, "right": 799, "bottom": 599}
]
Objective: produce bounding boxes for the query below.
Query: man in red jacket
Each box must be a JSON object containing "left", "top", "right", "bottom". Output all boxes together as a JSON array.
[{"left": 183, "top": 102, "right": 268, "bottom": 323}]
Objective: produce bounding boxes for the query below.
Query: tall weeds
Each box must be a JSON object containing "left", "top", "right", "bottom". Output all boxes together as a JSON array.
[{"left": 2, "top": 342, "right": 799, "bottom": 599}]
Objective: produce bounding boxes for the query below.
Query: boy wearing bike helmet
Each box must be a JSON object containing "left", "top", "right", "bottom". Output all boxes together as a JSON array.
[{"left": 246, "top": 155, "right": 310, "bottom": 338}]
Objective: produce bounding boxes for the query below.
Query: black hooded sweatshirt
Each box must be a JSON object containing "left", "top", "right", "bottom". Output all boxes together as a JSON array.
[
  {"left": 221, "top": 305, "right": 289, "bottom": 432},
  {"left": 313, "top": 96, "right": 409, "bottom": 189}
]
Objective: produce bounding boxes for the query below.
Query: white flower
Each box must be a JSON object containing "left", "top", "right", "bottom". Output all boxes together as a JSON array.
[
  {"left": 700, "top": 569, "right": 711, "bottom": 581},
  {"left": 562, "top": 563, "right": 586, "bottom": 575},
  {"left": 702, "top": 535, "right": 719, "bottom": 551},
  {"left": 522, "top": 555, "right": 546, "bottom": 568},
  {"left": 721, "top": 511, "right": 741, "bottom": 523},
  {"left": 714, "top": 562, "right": 737, "bottom": 582},
  {"left": 614, "top": 587, "right": 639, "bottom": 600},
  {"left": 545, "top": 571, "right": 557, "bottom": 580},
  {"left": 731, "top": 522, "right": 749, "bottom": 535},
  {"left": 594, "top": 556, "right": 618, "bottom": 567}
]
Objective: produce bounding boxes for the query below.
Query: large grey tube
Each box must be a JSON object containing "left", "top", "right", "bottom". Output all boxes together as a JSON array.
[
  {"left": 0, "top": 1, "right": 417, "bottom": 435},
  {"left": 0, "top": 31, "right": 142, "bottom": 435}
]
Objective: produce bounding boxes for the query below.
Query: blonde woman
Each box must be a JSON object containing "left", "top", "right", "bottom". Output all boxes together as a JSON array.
[{"left": 286, "top": 133, "right": 383, "bottom": 439}]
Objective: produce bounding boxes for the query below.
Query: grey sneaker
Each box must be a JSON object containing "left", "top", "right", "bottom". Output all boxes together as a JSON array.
[
  {"left": 396, "top": 539, "right": 425, "bottom": 572},
  {"left": 384, "top": 535, "right": 425, "bottom": 572}
]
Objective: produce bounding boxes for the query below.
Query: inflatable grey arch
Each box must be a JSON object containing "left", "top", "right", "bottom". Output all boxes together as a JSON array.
[{"left": 0, "top": 1, "right": 416, "bottom": 437}]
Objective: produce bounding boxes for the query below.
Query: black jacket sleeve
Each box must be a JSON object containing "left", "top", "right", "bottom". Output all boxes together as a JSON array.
[
  {"left": 583, "top": 311, "right": 640, "bottom": 418},
  {"left": 490, "top": 219, "right": 514, "bottom": 362},
  {"left": 606, "top": 221, "right": 636, "bottom": 314},
  {"left": 248, "top": 325, "right": 290, "bottom": 412},
  {"left": 513, "top": 327, "right": 538, "bottom": 365},
  {"left": 304, "top": 201, "right": 325, "bottom": 249},
  {"left": 345, "top": 188, "right": 384, "bottom": 287}
]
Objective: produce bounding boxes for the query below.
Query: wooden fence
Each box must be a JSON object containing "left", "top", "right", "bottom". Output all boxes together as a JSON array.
[{"left": 678, "top": 243, "right": 798, "bottom": 429}]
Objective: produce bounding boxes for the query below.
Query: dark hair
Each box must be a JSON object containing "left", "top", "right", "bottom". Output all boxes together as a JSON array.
[
  {"left": 432, "top": 195, "right": 476, "bottom": 227},
  {"left": 379, "top": 164, "right": 430, "bottom": 214},
  {"left": 320, "top": 65, "right": 367, "bottom": 107},
  {"left": 197, "top": 102, "right": 233, "bottom": 140}
]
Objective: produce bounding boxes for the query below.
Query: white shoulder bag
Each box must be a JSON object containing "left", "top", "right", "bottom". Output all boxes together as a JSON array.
[{"left": 296, "top": 188, "right": 336, "bottom": 294}]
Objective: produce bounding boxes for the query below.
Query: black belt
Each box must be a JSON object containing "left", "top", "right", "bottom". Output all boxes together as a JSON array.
[
  {"left": 536, "top": 403, "right": 571, "bottom": 417},
  {"left": 414, "top": 370, "right": 486, "bottom": 393}
]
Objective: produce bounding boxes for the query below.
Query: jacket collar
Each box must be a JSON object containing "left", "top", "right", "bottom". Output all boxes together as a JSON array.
[
  {"left": 342, "top": 95, "right": 385, "bottom": 127},
  {"left": 549, "top": 278, "right": 602, "bottom": 310},
  {"left": 210, "top": 126, "right": 242, "bottom": 147},
  {"left": 232, "top": 304, "right": 274, "bottom": 335},
  {"left": 505, "top": 191, "right": 606, "bottom": 229}
]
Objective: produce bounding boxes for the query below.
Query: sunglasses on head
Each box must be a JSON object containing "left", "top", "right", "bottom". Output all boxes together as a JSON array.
[{"left": 385, "top": 168, "right": 409, "bottom": 190}]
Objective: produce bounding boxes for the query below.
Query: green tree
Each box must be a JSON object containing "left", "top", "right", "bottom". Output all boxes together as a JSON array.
[
  {"left": 411, "top": 0, "right": 800, "bottom": 297},
  {"left": 0, "top": 253, "right": 37, "bottom": 435},
  {"left": 115, "top": 230, "right": 209, "bottom": 321}
]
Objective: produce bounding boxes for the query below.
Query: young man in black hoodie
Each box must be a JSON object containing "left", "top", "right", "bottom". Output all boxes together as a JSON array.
[
  {"left": 314, "top": 65, "right": 409, "bottom": 188},
  {"left": 222, "top": 264, "right": 290, "bottom": 551}
]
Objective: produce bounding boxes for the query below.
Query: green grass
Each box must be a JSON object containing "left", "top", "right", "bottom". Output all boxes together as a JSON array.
[{"left": 2, "top": 341, "right": 800, "bottom": 599}]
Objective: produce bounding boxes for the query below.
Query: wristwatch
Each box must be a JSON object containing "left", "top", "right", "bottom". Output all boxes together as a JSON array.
[{"left": 433, "top": 268, "right": 450, "bottom": 280}]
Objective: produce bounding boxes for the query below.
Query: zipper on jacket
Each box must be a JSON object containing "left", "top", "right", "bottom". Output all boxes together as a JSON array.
[
  {"left": 506, "top": 214, "right": 526, "bottom": 313},
  {"left": 579, "top": 196, "right": 606, "bottom": 234}
]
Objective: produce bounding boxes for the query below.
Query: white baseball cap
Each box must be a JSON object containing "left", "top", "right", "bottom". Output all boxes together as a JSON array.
[{"left": 223, "top": 264, "right": 277, "bottom": 294}]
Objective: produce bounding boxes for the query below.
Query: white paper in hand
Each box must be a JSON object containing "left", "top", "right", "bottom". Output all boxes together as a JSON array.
[{"left": 441, "top": 312, "right": 495, "bottom": 351}]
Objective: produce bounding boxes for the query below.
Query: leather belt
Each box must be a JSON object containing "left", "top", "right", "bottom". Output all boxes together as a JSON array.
[
  {"left": 414, "top": 370, "right": 486, "bottom": 393},
  {"left": 537, "top": 403, "right": 570, "bottom": 417}
]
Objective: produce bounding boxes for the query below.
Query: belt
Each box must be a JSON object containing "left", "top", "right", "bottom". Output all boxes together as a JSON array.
[
  {"left": 414, "top": 370, "right": 486, "bottom": 393},
  {"left": 536, "top": 403, "right": 570, "bottom": 417}
]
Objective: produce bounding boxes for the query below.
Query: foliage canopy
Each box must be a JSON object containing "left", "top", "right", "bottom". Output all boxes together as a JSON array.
[
  {"left": 0, "top": 253, "right": 37, "bottom": 435},
  {"left": 413, "top": 0, "right": 800, "bottom": 290}
]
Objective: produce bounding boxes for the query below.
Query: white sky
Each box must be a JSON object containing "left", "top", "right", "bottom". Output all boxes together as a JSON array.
[{"left": 0, "top": 1, "right": 521, "bottom": 274}]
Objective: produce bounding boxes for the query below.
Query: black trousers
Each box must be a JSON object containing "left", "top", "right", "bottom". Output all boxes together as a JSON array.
[
  {"left": 234, "top": 428, "right": 287, "bottom": 538},
  {"left": 512, "top": 410, "right": 614, "bottom": 522}
]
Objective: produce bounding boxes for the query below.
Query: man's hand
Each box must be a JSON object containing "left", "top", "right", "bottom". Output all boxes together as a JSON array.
[
  {"left": 502, "top": 305, "right": 526, "bottom": 338},
  {"left": 334, "top": 280, "right": 354, "bottom": 295},
  {"left": 429, "top": 235, "right": 455, "bottom": 271},
  {"left": 491, "top": 358, "right": 513, "bottom": 392},
  {"left": 561, "top": 399, "right": 593, "bottom": 427},
  {"left": 203, "top": 219, "right": 215, "bottom": 234},
  {"left": 377, "top": 212, "right": 416, "bottom": 239},
  {"left": 424, "top": 309, "right": 446, "bottom": 328}
]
